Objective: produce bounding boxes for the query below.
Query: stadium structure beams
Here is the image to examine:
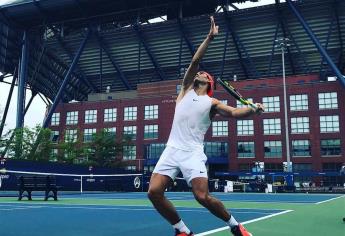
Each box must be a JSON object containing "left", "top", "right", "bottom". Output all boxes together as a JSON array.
[
  {"left": 42, "top": 28, "right": 91, "bottom": 128},
  {"left": 222, "top": 6, "right": 261, "bottom": 80},
  {"left": 38, "top": 92, "right": 51, "bottom": 106},
  {"left": 1, "top": 90, "right": 36, "bottom": 158},
  {"left": 30, "top": 40, "right": 46, "bottom": 87},
  {"left": 220, "top": 29, "right": 230, "bottom": 79},
  {"left": 267, "top": 23, "right": 279, "bottom": 76},
  {"left": 286, "top": 0, "right": 345, "bottom": 87},
  {"left": 0, "top": 69, "right": 16, "bottom": 138},
  {"left": 0, "top": 24, "right": 80, "bottom": 102},
  {"left": 41, "top": 49, "right": 88, "bottom": 101},
  {"left": 177, "top": 19, "right": 206, "bottom": 70},
  {"left": 33, "top": 1, "right": 94, "bottom": 97},
  {"left": 49, "top": 26, "right": 98, "bottom": 94},
  {"left": 16, "top": 30, "right": 28, "bottom": 129},
  {"left": 133, "top": 24, "right": 166, "bottom": 81},
  {"left": 95, "top": 32, "right": 132, "bottom": 90},
  {"left": 0, "top": 0, "right": 344, "bottom": 98},
  {"left": 334, "top": 0, "right": 344, "bottom": 71},
  {"left": 318, "top": 15, "right": 337, "bottom": 79},
  {"left": 26, "top": 40, "right": 76, "bottom": 102},
  {"left": 24, "top": 91, "right": 36, "bottom": 115},
  {"left": 274, "top": 0, "right": 296, "bottom": 75}
]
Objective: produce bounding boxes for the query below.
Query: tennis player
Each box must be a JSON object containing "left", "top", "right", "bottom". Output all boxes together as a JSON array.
[{"left": 148, "top": 16, "right": 264, "bottom": 236}]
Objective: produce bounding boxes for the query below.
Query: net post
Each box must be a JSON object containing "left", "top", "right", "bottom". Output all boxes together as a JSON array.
[{"left": 80, "top": 176, "right": 83, "bottom": 194}]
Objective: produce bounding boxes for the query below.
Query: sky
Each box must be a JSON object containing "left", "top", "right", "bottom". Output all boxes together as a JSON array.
[
  {"left": 0, "top": 76, "right": 48, "bottom": 134},
  {"left": 0, "top": 0, "right": 278, "bottom": 133}
]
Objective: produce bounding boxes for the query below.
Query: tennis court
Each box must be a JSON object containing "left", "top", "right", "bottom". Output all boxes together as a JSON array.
[{"left": 0, "top": 192, "right": 344, "bottom": 236}]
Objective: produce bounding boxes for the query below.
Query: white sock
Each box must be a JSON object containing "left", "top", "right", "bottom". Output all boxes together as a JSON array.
[
  {"left": 227, "top": 215, "right": 239, "bottom": 229},
  {"left": 173, "top": 219, "right": 191, "bottom": 234}
]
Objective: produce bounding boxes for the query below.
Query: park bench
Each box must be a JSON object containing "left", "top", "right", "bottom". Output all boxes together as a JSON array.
[{"left": 18, "top": 175, "right": 58, "bottom": 201}]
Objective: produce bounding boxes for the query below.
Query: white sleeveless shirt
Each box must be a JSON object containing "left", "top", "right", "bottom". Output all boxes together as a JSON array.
[{"left": 167, "top": 89, "right": 212, "bottom": 151}]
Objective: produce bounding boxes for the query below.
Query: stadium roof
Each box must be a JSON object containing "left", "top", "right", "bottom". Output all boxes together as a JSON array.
[{"left": 0, "top": 0, "right": 344, "bottom": 102}]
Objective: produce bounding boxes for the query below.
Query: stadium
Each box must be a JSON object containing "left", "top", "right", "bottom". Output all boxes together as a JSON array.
[{"left": 0, "top": 0, "right": 344, "bottom": 235}]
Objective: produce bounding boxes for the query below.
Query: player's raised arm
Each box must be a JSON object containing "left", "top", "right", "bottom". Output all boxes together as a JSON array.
[{"left": 179, "top": 16, "right": 219, "bottom": 97}]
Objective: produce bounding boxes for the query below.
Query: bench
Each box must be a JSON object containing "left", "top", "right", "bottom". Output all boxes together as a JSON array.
[{"left": 18, "top": 175, "right": 58, "bottom": 201}]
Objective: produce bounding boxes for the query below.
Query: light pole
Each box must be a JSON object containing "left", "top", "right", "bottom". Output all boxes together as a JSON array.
[{"left": 275, "top": 38, "right": 291, "bottom": 172}]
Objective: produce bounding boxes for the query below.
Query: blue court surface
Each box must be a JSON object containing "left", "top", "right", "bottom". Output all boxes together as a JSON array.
[{"left": 0, "top": 192, "right": 342, "bottom": 236}]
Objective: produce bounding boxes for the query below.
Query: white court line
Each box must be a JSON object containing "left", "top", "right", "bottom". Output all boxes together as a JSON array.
[
  {"left": 0, "top": 203, "right": 286, "bottom": 216},
  {"left": 0, "top": 206, "right": 43, "bottom": 211},
  {"left": 315, "top": 195, "right": 345, "bottom": 205},
  {"left": 195, "top": 210, "right": 293, "bottom": 236}
]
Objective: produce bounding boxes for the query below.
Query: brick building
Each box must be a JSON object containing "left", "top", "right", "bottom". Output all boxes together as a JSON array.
[{"left": 48, "top": 74, "right": 345, "bottom": 180}]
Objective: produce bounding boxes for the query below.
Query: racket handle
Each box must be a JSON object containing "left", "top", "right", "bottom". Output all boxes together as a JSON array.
[
  {"left": 248, "top": 102, "right": 264, "bottom": 114},
  {"left": 248, "top": 102, "right": 258, "bottom": 110}
]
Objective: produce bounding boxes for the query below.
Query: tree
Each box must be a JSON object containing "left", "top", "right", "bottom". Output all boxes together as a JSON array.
[
  {"left": 0, "top": 125, "right": 133, "bottom": 167},
  {"left": 84, "top": 129, "right": 133, "bottom": 168},
  {"left": 1, "top": 125, "right": 54, "bottom": 161}
]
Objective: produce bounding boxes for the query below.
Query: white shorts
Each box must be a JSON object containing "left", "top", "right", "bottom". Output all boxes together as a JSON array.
[{"left": 152, "top": 145, "right": 208, "bottom": 185}]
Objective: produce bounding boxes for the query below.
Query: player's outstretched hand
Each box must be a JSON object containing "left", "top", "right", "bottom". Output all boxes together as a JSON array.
[
  {"left": 208, "top": 16, "right": 219, "bottom": 39},
  {"left": 254, "top": 103, "right": 265, "bottom": 114}
]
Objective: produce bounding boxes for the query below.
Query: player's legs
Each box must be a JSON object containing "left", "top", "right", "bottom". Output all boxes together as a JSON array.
[
  {"left": 147, "top": 173, "right": 181, "bottom": 224},
  {"left": 191, "top": 177, "right": 252, "bottom": 236},
  {"left": 191, "top": 177, "right": 230, "bottom": 221}
]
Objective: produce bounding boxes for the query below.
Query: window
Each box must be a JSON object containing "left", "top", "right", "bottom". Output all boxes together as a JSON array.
[
  {"left": 293, "top": 163, "right": 312, "bottom": 172},
  {"left": 50, "top": 149, "right": 58, "bottom": 162},
  {"left": 145, "top": 143, "right": 166, "bottom": 159},
  {"left": 293, "top": 164, "right": 312, "bottom": 182},
  {"left": 322, "top": 162, "right": 342, "bottom": 171},
  {"left": 51, "top": 113, "right": 60, "bottom": 126},
  {"left": 291, "top": 117, "right": 309, "bottom": 134},
  {"left": 320, "top": 115, "right": 339, "bottom": 133},
  {"left": 125, "top": 166, "right": 136, "bottom": 171},
  {"left": 123, "top": 145, "right": 136, "bottom": 160},
  {"left": 144, "top": 105, "right": 159, "bottom": 120},
  {"left": 85, "top": 110, "right": 97, "bottom": 124},
  {"left": 292, "top": 140, "right": 311, "bottom": 157},
  {"left": 238, "top": 163, "right": 253, "bottom": 171},
  {"left": 51, "top": 130, "right": 59, "bottom": 144},
  {"left": 204, "top": 142, "right": 228, "bottom": 158},
  {"left": 318, "top": 92, "right": 338, "bottom": 109},
  {"left": 263, "top": 118, "right": 281, "bottom": 135},
  {"left": 65, "top": 129, "right": 77, "bottom": 142},
  {"left": 237, "top": 141, "right": 255, "bottom": 158},
  {"left": 84, "top": 128, "right": 96, "bottom": 142},
  {"left": 219, "top": 100, "right": 227, "bottom": 105},
  {"left": 237, "top": 120, "right": 254, "bottom": 136},
  {"left": 144, "top": 124, "right": 158, "bottom": 139},
  {"left": 176, "top": 84, "right": 182, "bottom": 94},
  {"left": 124, "top": 106, "right": 137, "bottom": 121},
  {"left": 212, "top": 121, "right": 228, "bottom": 136},
  {"left": 66, "top": 111, "right": 78, "bottom": 125},
  {"left": 104, "top": 108, "right": 117, "bottom": 122},
  {"left": 237, "top": 98, "right": 253, "bottom": 108},
  {"left": 265, "top": 163, "right": 283, "bottom": 172},
  {"left": 104, "top": 127, "right": 116, "bottom": 136},
  {"left": 290, "top": 94, "right": 308, "bottom": 111},
  {"left": 123, "top": 126, "right": 137, "bottom": 140},
  {"left": 264, "top": 141, "right": 282, "bottom": 158},
  {"left": 262, "top": 96, "right": 280, "bottom": 112},
  {"left": 321, "top": 139, "right": 341, "bottom": 156}
]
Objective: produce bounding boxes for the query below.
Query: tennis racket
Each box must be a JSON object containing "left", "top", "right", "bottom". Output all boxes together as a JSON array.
[{"left": 217, "top": 77, "right": 261, "bottom": 111}]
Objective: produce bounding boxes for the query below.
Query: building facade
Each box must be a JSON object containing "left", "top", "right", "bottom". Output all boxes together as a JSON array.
[{"left": 48, "top": 74, "right": 345, "bottom": 180}]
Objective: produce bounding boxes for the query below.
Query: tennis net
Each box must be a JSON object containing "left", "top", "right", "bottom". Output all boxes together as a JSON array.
[{"left": 0, "top": 168, "right": 145, "bottom": 197}]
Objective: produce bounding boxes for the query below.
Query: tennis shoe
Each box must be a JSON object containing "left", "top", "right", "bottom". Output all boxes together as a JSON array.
[
  {"left": 175, "top": 229, "right": 194, "bottom": 236},
  {"left": 231, "top": 224, "right": 252, "bottom": 236}
]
